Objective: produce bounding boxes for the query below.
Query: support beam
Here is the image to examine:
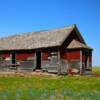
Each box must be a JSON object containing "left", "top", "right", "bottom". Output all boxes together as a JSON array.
[
  {"left": 90, "top": 51, "right": 92, "bottom": 68},
  {"left": 58, "top": 50, "right": 61, "bottom": 75},
  {"left": 10, "top": 53, "right": 12, "bottom": 63},
  {"left": 34, "top": 52, "right": 36, "bottom": 69},
  {"left": 80, "top": 50, "right": 82, "bottom": 74},
  {"left": 87, "top": 55, "right": 89, "bottom": 68},
  {"left": 89, "top": 50, "right": 92, "bottom": 71}
]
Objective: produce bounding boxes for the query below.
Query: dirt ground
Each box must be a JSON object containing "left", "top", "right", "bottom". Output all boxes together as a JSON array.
[
  {"left": 0, "top": 71, "right": 57, "bottom": 77},
  {"left": 0, "top": 71, "right": 100, "bottom": 78}
]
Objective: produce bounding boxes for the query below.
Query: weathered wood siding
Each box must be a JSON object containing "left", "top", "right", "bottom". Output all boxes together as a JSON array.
[
  {"left": 61, "top": 50, "right": 80, "bottom": 60},
  {"left": 16, "top": 53, "right": 34, "bottom": 60},
  {"left": 41, "top": 49, "right": 91, "bottom": 74},
  {"left": 42, "top": 52, "right": 48, "bottom": 60},
  {"left": 0, "top": 52, "right": 10, "bottom": 71},
  {"left": 60, "top": 50, "right": 80, "bottom": 72},
  {"left": 41, "top": 51, "right": 59, "bottom": 73},
  {"left": 16, "top": 52, "right": 35, "bottom": 71},
  {"left": 0, "top": 51, "right": 36, "bottom": 72},
  {"left": 41, "top": 49, "right": 81, "bottom": 74},
  {"left": 1, "top": 53, "right": 10, "bottom": 59},
  {"left": 0, "top": 52, "right": 34, "bottom": 60}
]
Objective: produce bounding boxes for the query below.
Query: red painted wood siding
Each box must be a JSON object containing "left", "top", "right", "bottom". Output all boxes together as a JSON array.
[
  {"left": 68, "top": 51, "right": 80, "bottom": 60},
  {"left": 61, "top": 50, "right": 80, "bottom": 60},
  {"left": 42, "top": 52, "right": 48, "bottom": 60},
  {"left": 1, "top": 53, "right": 34, "bottom": 60},
  {"left": 16, "top": 53, "right": 34, "bottom": 60},
  {"left": 2, "top": 53, "right": 10, "bottom": 58},
  {"left": 60, "top": 51, "right": 67, "bottom": 59}
]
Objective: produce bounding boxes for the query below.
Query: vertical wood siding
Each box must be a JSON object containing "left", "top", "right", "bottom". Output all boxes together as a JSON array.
[
  {"left": 16, "top": 53, "right": 34, "bottom": 60},
  {"left": 61, "top": 50, "right": 80, "bottom": 60},
  {"left": 67, "top": 51, "right": 80, "bottom": 60},
  {"left": 42, "top": 52, "right": 48, "bottom": 60},
  {"left": 1, "top": 52, "right": 34, "bottom": 60},
  {"left": 2, "top": 53, "right": 10, "bottom": 58}
]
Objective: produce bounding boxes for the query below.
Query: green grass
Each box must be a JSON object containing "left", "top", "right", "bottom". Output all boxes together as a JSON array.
[
  {"left": 92, "top": 67, "right": 100, "bottom": 74},
  {"left": 0, "top": 75, "right": 100, "bottom": 92},
  {"left": 0, "top": 74, "right": 100, "bottom": 99}
]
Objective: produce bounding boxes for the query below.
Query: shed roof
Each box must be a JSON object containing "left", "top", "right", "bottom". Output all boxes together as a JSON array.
[{"left": 0, "top": 24, "right": 91, "bottom": 50}]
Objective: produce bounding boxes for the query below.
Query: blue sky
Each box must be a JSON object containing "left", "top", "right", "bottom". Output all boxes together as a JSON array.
[{"left": 0, "top": 0, "right": 100, "bottom": 66}]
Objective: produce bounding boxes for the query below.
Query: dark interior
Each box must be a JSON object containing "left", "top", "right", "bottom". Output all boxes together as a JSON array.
[
  {"left": 12, "top": 52, "right": 16, "bottom": 65},
  {"left": 36, "top": 51, "right": 41, "bottom": 69},
  {"left": 12, "top": 53, "right": 16, "bottom": 64}
]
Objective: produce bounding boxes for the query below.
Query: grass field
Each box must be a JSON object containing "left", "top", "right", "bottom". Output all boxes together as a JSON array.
[
  {"left": 92, "top": 67, "right": 100, "bottom": 74},
  {"left": 0, "top": 67, "right": 99, "bottom": 99},
  {"left": 0, "top": 75, "right": 100, "bottom": 92},
  {"left": 0, "top": 74, "right": 100, "bottom": 99}
]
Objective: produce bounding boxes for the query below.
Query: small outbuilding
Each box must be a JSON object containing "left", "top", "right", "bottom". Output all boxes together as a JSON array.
[{"left": 0, "top": 24, "right": 92, "bottom": 74}]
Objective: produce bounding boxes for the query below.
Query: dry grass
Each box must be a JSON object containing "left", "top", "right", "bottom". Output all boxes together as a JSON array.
[{"left": 92, "top": 67, "right": 100, "bottom": 74}]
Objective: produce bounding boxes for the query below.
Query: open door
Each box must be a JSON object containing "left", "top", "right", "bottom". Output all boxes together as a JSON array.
[{"left": 36, "top": 51, "right": 41, "bottom": 69}]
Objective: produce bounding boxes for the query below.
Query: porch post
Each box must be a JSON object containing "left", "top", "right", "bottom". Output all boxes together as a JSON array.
[
  {"left": 90, "top": 51, "right": 92, "bottom": 67},
  {"left": 41, "top": 51, "right": 42, "bottom": 69},
  {"left": 89, "top": 50, "right": 92, "bottom": 71},
  {"left": 87, "top": 55, "right": 89, "bottom": 68},
  {"left": 10, "top": 53, "right": 12, "bottom": 64},
  {"left": 80, "top": 50, "right": 82, "bottom": 74},
  {"left": 58, "top": 50, "right": 61, "bottom": 75}
]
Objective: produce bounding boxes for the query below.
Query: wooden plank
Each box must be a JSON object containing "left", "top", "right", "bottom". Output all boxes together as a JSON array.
[
  {"left": 58, "top": 50, "right": 61, "bottom": 75},
  {"left": 80, "top": 50, "right": 82, "bottom": 74}
]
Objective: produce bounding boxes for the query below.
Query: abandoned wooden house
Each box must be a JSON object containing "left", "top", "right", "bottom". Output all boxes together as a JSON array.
[{"left": 0, "top": 24, "right": 92, "bottom": 74}]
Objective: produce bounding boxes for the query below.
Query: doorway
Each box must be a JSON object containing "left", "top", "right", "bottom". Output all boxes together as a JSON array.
[
  {"left": 11, "top": 52, "right": 16, "bottom": 64},
  {"left": 36, "top": 51, "right": 41, "bottom": 69}
]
